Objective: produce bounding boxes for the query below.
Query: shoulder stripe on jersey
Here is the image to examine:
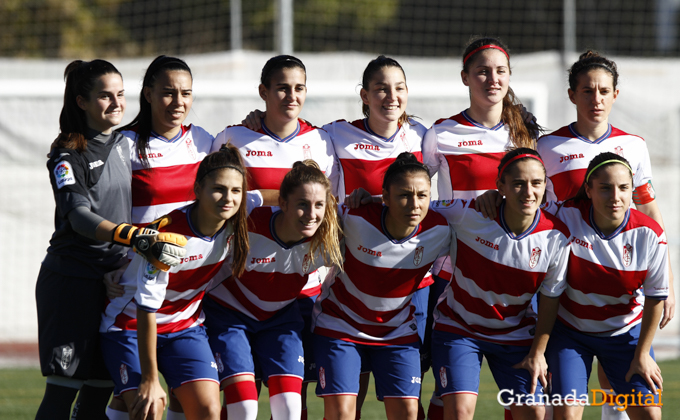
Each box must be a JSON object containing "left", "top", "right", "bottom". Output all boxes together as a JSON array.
[
  {"left": 568, "top": 123, "right": 612, "bottom": 144},
  {"left": 462, "top": 110, "right": 504, "bottom": 131}
]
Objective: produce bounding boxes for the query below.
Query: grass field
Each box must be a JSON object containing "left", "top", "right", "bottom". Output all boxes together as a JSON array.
[{"left": 2, "top": 359, "right": 679, "bottom": 419}]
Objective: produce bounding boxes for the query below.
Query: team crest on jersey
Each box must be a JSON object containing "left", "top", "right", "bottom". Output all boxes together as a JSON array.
[
  {"left": 623, "top": 243, "right": 633, "bottom": 267},
  {"left": 143, "top": 262, "right": 160, "bottom": 284},
  {"left": 439, "top": 367, "right": 448, "bottom": 388},
  {"left": 434, "top": 200, "right": 454, "bottom": 208},
  {"left": 120, "top": 363, "right": 129, "bottom": 384},
  {"left": 400, "top": 131, "right": 409, "bottom": 150},
  {"left": 60, "top": 345, "right": 73, "bottom": 370},
  {"left": 529, "top": 247, "right": 541, "bottom": 269},
  {"left": 214, "top": 353, "right": 224, "bottom": 373},
  {"left": 186, "top": 138, "right": 198, "bottom": 161},
  {"left": 319, "top": 367, "right": 326, "bottom": 389},
  {"left": 302, "top": 144, "right": 312, "bottom": 160},
  {"left": 302, "top": 253, "right": 311, "bottom": 273},
  {"left": 614, "top": 146, "right": 624, "bottom": 157},
  {"left": 54, "top": 161, "right": 76, "bottom": 189},
  {"left": 414, "top": 246, "right": 424, "bottom": 266}
]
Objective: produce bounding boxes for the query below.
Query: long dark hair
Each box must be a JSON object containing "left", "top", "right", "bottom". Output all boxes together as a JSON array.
[
  {"left": 50, "top": 59, "right": 122, "bottom": 154},
  {"left": 361, "top": 55, "right": 415, "bottom": 127},
  {"left": 195, "top": 144, "right": 249, "bottom": 277},
  {"left": 120, "top": 55, "right": 192, "bottom": 167},
  {"left": 382, "top": 152, "right": 430, "bottom": 192},
  {"left": 568, "top": 50, "right": 619, "bottom": 91},
  {"left": 462, "top": 37, "right": 541, "bottom": 148}
]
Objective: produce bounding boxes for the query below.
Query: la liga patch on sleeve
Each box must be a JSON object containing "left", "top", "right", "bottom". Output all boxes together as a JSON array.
[{"left": 54, "top": 161, "right": 76, "bottom": 189}]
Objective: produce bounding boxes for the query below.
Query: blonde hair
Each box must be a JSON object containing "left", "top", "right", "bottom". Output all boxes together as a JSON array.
[{"left": 279, "top": 160, "right": 343, "bottom": 268}]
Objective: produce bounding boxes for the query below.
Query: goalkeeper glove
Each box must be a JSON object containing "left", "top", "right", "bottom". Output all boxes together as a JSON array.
[{"left": 112, "top": 222, "right": 187, "bottom": 271}]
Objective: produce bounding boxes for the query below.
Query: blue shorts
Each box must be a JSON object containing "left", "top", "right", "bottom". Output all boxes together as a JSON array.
[
  {"left": 314, "top": 334, "right": 421, "bottom": 401},
  {"left": 298, "top": 294, "right": 318, "bottom": 383},
  {"left": 101, "top": 326, "right": 218, "bottom": 396},
  {"left": 203, "top": 296, "right": 305, "bottom": 386},
  {"left": 546, "top": 321, "right": 659, "bottom": 403},
  {"left": 431, "top": 330, "right": 543, "bottom": 403}
]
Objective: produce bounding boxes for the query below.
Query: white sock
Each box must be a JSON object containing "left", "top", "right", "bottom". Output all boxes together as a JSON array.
[
  {"left": 601, "top": 390, "right": 630, "bottom": 420},
  {"left": 270, "top": 392, "right": 302, "bottom": 420},
  {"left": 226, "top": 400, "right": 258, "bottom": 420},
  {"left": 166, "top": 410, "right": 187, "bottom": 420},
  {"left": 105, "top": 406, "right": 128, "bottom": 420}
]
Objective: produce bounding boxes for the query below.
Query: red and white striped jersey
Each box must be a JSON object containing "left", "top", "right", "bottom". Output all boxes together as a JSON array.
[
  {"left": 422, "top": 111, "right": 512, "bottom": 280},
  {"left": 100, "top": 205, "right": 236, "bottom": 335},
  {"left": 537, "top": 124, "right": 653, "bottom": 202},
  {"left": 123, "top": 125, "right": 213, "bottom": 226},
  {"left": 323, "top": 118, "right": 426, "bottom": 198},
  {"left": 211, "top": 119, "right": 339, "bottom": 195},
  {"left": 544, "top": 200, "right": 669, "bottom": 336},
  {"left": 312, "top": 203, "right": 452, "bottom": 346},
  {"left": 432, "top": 199, "right": 571, "bottom": 346},
  {"left": 207, "top": 206, "right": 327, "bottom": 322}
]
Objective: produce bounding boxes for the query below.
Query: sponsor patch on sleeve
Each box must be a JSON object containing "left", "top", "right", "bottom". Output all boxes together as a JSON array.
[
  {"left": 54, "top": 161, "right": 76, "bottom": 189},
  {"left": 143, "top": 262, "right": 160, "bottom": 284}
]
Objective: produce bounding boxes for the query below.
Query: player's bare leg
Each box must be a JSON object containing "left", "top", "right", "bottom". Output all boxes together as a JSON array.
[
  {"left": 384, "top": 397, "right": 419, "bottom": 420},
  {"left": 324, "top": 394, "right": 357, "bottom": 420},
  {"left": 441, "top": 393, "right": 476, "bottom": 420},
  {"left": 173, "top": 380, "right": 221, "bottom": 420}
]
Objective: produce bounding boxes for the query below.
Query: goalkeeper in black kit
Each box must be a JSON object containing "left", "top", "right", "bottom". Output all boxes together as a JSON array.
[{"left": 35, "top": 58, "right": 186, "bottom": 420}]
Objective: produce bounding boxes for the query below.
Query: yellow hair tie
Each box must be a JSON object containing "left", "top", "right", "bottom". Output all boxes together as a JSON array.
[{"left": 586, "top": 159, "right": 633, "bottom": 183}]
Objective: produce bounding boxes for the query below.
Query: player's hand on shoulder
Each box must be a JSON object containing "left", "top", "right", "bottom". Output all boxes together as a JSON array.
[
  {"left": 242, "top": 109, "right": 265, "bottom": 131},
  {"left": 474, "top": 190, "right": 501, "bottom": 219},
  {"left": 345, "top": 188, "right": 376, "bottom": 208}
]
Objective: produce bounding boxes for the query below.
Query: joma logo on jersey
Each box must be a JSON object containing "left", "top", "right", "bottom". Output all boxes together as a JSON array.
[
  {"left": 457, "top": 140, "right": 483, "bottom": 147},
  {"left": 358, "top": 245, "right": 382, "bottom": 257},
  {"left": 139, "top": 152, "right": 164, "bottom": 159},
  {"left": 180, "top": 254, "right": 204, "bottom": 264},
  {"left": 559, "top": 153, "right": 585, "bottom": 163},
  {"left": 476, "top": 236, "right": 499, "bottom": 250},
  {"left": 245, "top": 150, "right": 273, "bottom": 157},
  {"left": 353, "top": 143, "right": 381, "bottom": 151},
  {"left": 571, "top": 237, "right": 593, "bottom": 250},
  {"left": 88, "top": 160, "right": 104, "bottom": 169},
  {"left": 251, "top": 257, "right": 276, "bottom": 264}
]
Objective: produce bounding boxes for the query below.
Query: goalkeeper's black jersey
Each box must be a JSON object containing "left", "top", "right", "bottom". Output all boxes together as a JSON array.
[{"left": 43, "top": 130, "right": 132, "bottom": 279}]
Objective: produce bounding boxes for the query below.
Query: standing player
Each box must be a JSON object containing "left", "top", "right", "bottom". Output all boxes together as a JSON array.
[
  {"left": 213, "top": 55, "right": 340, "bottom": 419},
  {"left": 544, "top": 153, "right": 667, "bottom": 420},
  {"left": 536, "top": 51, "right": 674, "bottom": 420},
  {"left": 100, "top": 145, "right": 253, "bottom": 420},
  {"left": 36, "top": 59, "right": 185, "bottom": 420},
  {"left": 204, "top": 160, "right": 343, "bottom": 420},
  {"left": 430, "top": 148, "right": 570, "bottom": 420},
  {"left": 421, "top": 36, "right": 541, "bottom": 420},
  {"left": 312, "top": 153, "right": 453, "bottom": 420}
]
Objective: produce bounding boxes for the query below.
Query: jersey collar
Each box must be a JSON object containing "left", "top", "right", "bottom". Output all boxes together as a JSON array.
[
  {"left": 262, "top": 120, "right": 301, "bottom": 143},
  {"left": 588, "top": 204, "right": 630, "bottom": 240},
  {"left": 380, "top": 206, "right": 420, "bottom": 244},
  {"left": 498, "top": 201, "right": 541, "bottom": 240},
  {"left": 186, "top": 203, "right": 228, "bottom": 241},
  {"left": 462, "top": 110, "right": 504, "bottom": 131},
  {"left": 568, "top": 123, "right": 612, "bottom": 144},
  {"left": 150, "top": 127, "right": 186, "bottom": 143},
  {"left": 270, "top": 209, "right": 308, "bottom": 249},
  {"left": 363, "top": 118, "right": 401, "bottom": 142}
]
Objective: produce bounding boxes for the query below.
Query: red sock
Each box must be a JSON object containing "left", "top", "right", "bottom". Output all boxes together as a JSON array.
[
  {"left": 504, "top": 407, "right": 513, "bottom": 420},
  {"left": 301, "top": 408, "right": 308, "bottom": 420},
  {"left": 221, "top": 405, "right": 228, "bottom": 420}
]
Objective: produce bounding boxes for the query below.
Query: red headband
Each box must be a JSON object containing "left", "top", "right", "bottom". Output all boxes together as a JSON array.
[
  {"left": 463, "top": 45, "right": 509, "bottom": 65},
  {"left": 497, "top": 154, "right": 544, "bottom": 179}
]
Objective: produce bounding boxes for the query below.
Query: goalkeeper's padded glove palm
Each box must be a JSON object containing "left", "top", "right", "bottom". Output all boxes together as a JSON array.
[{"left": 112, "top": 223, "right": 188, "bottom": 271}]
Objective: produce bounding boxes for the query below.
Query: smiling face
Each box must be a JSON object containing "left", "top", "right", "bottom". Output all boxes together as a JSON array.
[
  {"left": 76, "top": 72, "right": 125, "bottom": 134},
  {"left": 144, "top": 69, "right": 193, "bottom": 139},
  {"left": 277, "top": 182, "right": 327, "bottom": 245},
  {"left": 259, "top": 67, "right": 307, "bottom": 126},
  {"left": 193, "top": 168, "right": 244, "bottom": 235},
  {"left": 586, "top": 163, "right": 632, "bottom": 234},
  {"left": 462, "top": 48, "right": 510, "bottom": 110},
  {"left": 382, "top": 172, "right": 431, "bottom": 239},
  {"left": 569, "top": 68, "right": 618, "bottom": 131},
  {"left": 360, "top": 65, "right": 408, "bottom": 129},
  {"left": 497, "top": 159, "right": 546, "bottom": 233}
]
